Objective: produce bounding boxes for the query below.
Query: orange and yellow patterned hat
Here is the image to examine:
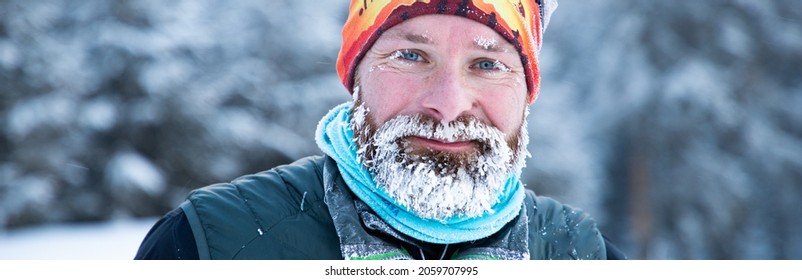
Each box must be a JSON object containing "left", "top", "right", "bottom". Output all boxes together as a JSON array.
[{"left": 336, "top": 0, "right": 558, "bottom": 104}]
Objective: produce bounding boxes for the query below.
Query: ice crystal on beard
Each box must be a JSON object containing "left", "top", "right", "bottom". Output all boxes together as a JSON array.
[
  {"left": 350, "top": 99, "right": 370, "bottom": 165},
  {"left": 352, "top": 85, "right": 361, "bottom": 101},
  {"left": 351, "top": 102, "right": 530, "bottom": 221}
]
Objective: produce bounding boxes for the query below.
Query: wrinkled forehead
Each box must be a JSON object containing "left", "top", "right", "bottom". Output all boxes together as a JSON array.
[{"left": 374, "top": 15, "right": 519, "bottom": 54}]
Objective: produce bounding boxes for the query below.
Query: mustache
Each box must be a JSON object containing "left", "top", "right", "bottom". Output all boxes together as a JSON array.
[
  {"left": 350, "top": 99, "right": 525, "bottom": 174},
  {"left": 372, "top": 113, "right": 505, "bottom": 150}
]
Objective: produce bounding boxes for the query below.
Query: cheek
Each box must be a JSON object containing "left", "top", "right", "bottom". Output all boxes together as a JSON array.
[
  {"left": 359, "top": 71, "right": 423, "bottom": 123},
  {"left": 479, "top": 92, "right": 527, "bottom": 135}
]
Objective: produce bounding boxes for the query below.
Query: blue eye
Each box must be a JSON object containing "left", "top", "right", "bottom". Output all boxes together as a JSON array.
[
  {"left": 399, "top": 50, "right": 422, "bottom": 61},
  {"left": 477, "top": 60, "right": 497, "bottom": 70},
  {"left": 475, "top": 60, "right": 511, "bottom": 73}
]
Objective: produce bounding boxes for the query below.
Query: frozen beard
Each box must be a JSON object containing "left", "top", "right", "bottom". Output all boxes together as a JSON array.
[{"left": 350, "top": 96, "right": 530, "bottom": 222}]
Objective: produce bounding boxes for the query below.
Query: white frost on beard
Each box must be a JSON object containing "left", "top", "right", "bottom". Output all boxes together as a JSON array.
[
  {"left": 351, "top": 102, "right": 530, "bottom": 221},
  {"left": 352, "top": 85, "right": 360, "bottom": 101}
]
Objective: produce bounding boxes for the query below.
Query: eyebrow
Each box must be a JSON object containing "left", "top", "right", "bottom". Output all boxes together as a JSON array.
[
  {"left": 403, "top": 32, "right": 432, "bottom": 44},
  {"left": 473, "top": 37, "right": 511, "bottom": 53},
  {"left": 386, "top": 31, "right": 513, "bottom": 53},
  {"left": 384, "top": 30, "right": 433, "bottom": 44}
]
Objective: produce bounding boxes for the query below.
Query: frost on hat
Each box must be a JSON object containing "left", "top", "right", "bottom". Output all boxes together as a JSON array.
[{"left": 336, "top": 0, "right": 558, "bottom": 104}]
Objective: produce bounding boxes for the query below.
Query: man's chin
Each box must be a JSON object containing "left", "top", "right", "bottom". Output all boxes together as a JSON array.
[{"left": 373, "top": 143, "right": 513, "bottom": 220}]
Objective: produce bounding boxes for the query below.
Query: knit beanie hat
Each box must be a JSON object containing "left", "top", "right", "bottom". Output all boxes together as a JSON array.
[{"left": 336, "top": 0, "right": 558, "bottom": 104}]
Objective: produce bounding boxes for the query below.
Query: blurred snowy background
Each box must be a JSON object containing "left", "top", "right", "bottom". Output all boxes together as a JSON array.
[{"left": 0, "top": 0, "right": 800, "bottom": 259}]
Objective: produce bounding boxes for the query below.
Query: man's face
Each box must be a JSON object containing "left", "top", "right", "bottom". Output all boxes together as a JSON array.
[{"left": 351, "top": 14, "right": 530, "bottom": 220}]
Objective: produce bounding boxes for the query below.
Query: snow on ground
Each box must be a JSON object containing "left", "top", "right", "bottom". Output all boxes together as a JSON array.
[{"left": 0, "top": 217, "right": 157, "bottom": 260}]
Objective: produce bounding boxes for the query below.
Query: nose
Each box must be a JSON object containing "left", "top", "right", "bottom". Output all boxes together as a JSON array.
[{"left": 420, "top": 67, "right": 475, "bottom": 122}]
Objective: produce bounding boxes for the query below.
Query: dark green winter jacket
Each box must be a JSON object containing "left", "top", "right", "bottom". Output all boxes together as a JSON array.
[{"left": 177, "top": 155, "right": 607, "bottom": 260}]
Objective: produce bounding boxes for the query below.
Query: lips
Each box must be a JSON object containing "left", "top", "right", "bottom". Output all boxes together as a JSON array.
[{"left": 406, "top": 136, "right": 479, "bottom": 153}]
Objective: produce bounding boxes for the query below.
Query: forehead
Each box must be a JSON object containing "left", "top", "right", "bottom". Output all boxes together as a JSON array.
[{"left": 377, "top": 14, "right": 516, "bottom": 52}]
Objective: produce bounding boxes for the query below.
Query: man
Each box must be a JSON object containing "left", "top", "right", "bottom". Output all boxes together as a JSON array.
[{"left": 136, "top": 0, "right": 625, "bottom": 260}]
